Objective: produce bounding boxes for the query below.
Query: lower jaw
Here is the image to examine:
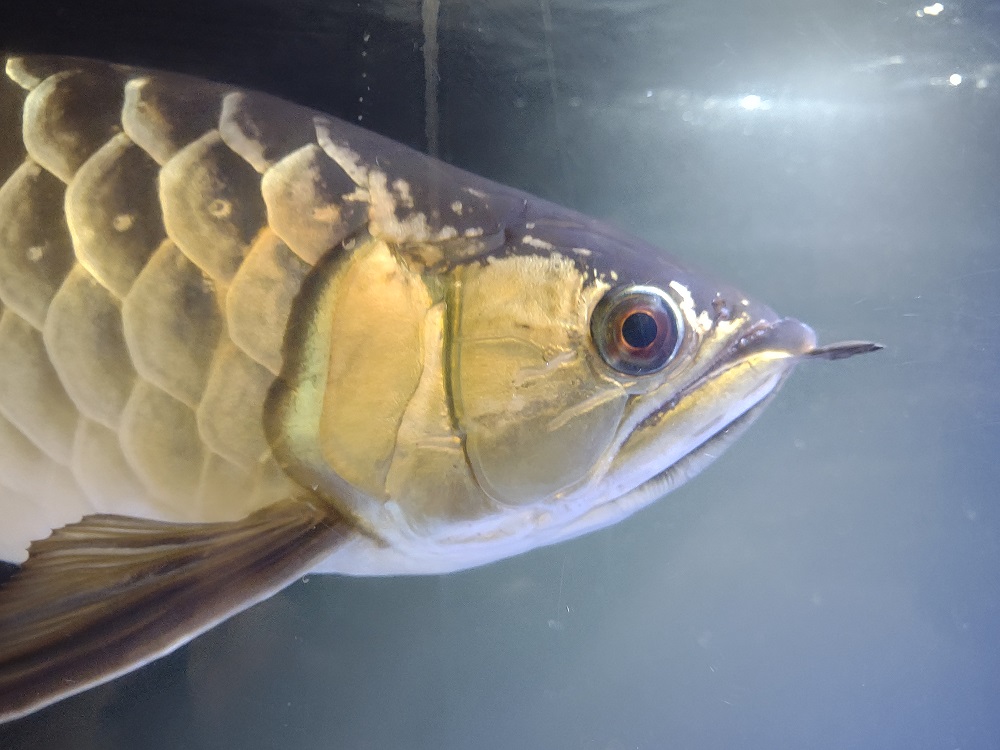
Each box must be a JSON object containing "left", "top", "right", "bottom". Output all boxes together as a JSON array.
[{"left": 582, "top": 356, "right": 800, "bottom": 526}]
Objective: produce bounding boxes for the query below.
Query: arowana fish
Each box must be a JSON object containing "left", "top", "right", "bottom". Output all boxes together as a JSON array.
[{"left": 0, "top": 53, "right": 879, "bottom": 722}]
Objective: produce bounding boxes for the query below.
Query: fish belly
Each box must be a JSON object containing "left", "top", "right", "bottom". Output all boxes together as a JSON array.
[{"left": 0, "top": 56, "right": 366, "bottom": 562}]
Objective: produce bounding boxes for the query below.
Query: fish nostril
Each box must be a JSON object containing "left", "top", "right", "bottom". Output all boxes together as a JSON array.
[{"left": 711, "top": 296, "right": 732, "bottom": 321}]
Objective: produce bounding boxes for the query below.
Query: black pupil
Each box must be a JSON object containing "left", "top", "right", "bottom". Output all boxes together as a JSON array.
[{"left": 621, "top": 311, "right": 658, "bottom": 349}]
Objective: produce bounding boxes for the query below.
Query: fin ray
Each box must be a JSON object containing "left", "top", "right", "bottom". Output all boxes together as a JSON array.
[{"left": 0, "top": 496, "right": 349, "bottom": 723}]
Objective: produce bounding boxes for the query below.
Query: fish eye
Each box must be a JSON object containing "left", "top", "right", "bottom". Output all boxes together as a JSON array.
[{"left": 591, "top": 285, "right": 684, "bottom": 376}]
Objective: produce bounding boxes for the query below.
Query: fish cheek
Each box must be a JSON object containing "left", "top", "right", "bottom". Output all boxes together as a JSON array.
[{"left": 451, "top": 254, "right": 626, "bottom": 506}]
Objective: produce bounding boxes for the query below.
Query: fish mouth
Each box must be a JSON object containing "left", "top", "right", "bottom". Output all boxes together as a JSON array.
[
  {"left": 618, "top": 314, "right": 881, "bottom": 492},
  {"left": 637, "top": 316, "right": 817, "bottom": 432},
  {"left": 683, "top": 318, "right": 823, "bottom": 440},
  {"left": 557, "top": 317, "right": 882, "bottom": 545},
  {"left": 598, "top": 317, "right": 882, "bottom": 518},
  {"left": 568, "top": 318, "right": 817, "bottom": 538},
  {"left": 601, "top": 316, "right": 816, "bottom": 495}
]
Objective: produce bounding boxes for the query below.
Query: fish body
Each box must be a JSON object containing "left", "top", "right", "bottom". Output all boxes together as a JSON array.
[{"left": 0, "top": 54, "right": 878, "bottom": 721}]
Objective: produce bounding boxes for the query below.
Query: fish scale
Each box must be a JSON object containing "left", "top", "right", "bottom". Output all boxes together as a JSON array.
[{"left": 0, "top": 56, "right": 371, "bottom": 559}]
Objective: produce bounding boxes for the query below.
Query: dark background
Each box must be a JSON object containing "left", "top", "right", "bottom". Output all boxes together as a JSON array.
[{"left": 2, "top": 1, "right": 999, "bottom": 748}]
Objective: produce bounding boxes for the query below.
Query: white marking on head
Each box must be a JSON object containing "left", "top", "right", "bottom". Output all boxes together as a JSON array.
[
  {"left": 668, "top": 279, "right": 695, "bottom": 312},
  {"left": 316, "top": 131, "right": 369, "bottom": 185},
  {"left": 366, "top": 170, "right": 458, "bottom": 244},
  {"left": 392, "top": 178, "right": 414, "bottom": 208},
  {"left": 522, "top": 235, "right": 555, "bottom": 251},
  {"left": 669, "top": 279, "right": 714, "bottom": 335}
]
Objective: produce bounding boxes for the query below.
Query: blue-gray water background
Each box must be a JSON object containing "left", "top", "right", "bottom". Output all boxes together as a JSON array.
[{"left": 1, "top": 0, "right": 998, "bottom": 747}]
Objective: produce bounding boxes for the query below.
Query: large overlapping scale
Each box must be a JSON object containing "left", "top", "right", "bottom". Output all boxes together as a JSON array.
[{"left": 0, "top": 55, "right": 372, "bottom": 561}]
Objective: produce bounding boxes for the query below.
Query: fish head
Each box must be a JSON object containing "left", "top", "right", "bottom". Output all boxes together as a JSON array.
[
  {"left": 267, "top": 137, "right": 875, "bottom": 573},
  {"left": 441, "top": 202, "right": 821, "bottom": 556}
]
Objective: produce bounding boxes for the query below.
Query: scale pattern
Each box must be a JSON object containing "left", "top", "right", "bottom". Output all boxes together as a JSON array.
[{"left": 0, "top": 56, "right": 371, "bottom": 559}]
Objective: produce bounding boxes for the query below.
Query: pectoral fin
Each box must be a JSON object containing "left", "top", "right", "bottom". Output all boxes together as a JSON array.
[{"left": 0, "top": 495, "right": 350, "bottom": 723}]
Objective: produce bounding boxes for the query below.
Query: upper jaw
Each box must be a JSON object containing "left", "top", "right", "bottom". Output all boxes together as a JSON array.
[
  {"left": 701, "top": 316, "right": 818, "bottom": 383},
  {"left": 727, "top": 317, "right": 819, "bottom": 359}
]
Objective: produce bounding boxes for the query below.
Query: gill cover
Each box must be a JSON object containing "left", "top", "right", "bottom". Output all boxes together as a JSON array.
[{"left": 269, "top": 235, "right": 630, "bottom": 531}]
